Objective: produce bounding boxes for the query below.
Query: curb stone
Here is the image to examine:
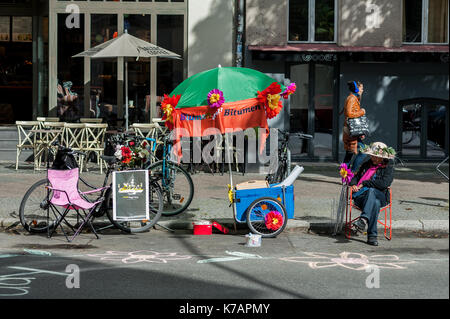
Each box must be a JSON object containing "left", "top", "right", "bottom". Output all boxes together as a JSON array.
[{"left": 2, "top": 218, "right": 447, "bottom": 234}]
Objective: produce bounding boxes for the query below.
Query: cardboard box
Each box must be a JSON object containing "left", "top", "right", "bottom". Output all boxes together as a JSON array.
[{"left": 235, "top": 180, "right": 269, "bottom": 190}]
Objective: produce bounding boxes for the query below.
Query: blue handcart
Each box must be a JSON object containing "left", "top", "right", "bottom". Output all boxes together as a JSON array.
[{"left": 228, "top": 165, "right": 304, "bottom": 237}]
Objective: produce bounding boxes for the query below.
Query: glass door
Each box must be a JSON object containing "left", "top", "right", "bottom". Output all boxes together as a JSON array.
[
  {"left": 289, "top": 62, "right": 336, "bottom": 159},
  {"left": 313, "top": 63, "right": 334, "bottom": 158},
  {"left": 398, "top": 98, "right": 449, "bottom": 158}
]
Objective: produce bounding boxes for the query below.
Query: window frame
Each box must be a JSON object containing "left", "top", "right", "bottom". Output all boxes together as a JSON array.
[
  {"left": 403, "top": 0, "right": 449, "bottom": 45},
  {"left": 287, "top": 0, "right": 337, "bottom": 44}
]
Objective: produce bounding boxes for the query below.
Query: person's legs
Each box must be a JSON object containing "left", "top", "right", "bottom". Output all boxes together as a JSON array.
[{"left": 353, "top": 188, "right": 386, "bottom": 245}]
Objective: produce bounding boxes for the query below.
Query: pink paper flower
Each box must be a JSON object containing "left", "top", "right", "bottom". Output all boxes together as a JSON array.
[
  {"left": 339, "top": 163, "right": 354, "bottom": 184},
  {"left": 282, "top": 83, "right": 297, "bottom": 99},
  {"left": 207, "top": 89, "right": 225, "bottom": 108}
]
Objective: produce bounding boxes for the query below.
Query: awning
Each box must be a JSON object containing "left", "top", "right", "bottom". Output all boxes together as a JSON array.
[{"left": 248, "top": 43, "right": 449, "bottom": 53}]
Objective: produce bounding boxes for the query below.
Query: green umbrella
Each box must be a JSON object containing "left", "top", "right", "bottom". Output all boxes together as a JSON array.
[{"left": 170, "top": 66, "right": 287, "bottom": 108}]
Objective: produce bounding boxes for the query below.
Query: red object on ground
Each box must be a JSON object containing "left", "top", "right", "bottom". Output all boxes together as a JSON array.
[
  {"left": 212, "top": 222, "right": 229, "bottom": 234},
  {"left": 193, "top": 221, "right": 212, "bottom": 235}
]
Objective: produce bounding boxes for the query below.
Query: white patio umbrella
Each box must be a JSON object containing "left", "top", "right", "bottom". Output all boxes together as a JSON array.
[{"left": 73, "top": 31, "right": 181, "bottom": 130}]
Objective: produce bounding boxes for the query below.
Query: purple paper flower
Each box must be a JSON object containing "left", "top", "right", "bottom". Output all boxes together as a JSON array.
[
  {"left": 207, "top": 89, "right": 225, "bottom": 108},
  {"left": 339, "top": 163, "right": 354, "bottom": 184},
  {"left": 282, "top": 83, "right": 297, "bottom": 99}
]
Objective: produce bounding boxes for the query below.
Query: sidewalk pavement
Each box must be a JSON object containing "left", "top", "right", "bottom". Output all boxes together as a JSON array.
[{"left": 0, "top": 160, "right": 448, "bottom": 235}]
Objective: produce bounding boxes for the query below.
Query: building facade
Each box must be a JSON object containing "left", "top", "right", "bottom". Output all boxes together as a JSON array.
[
  {"left": 1, "top": 0, "right": 448, "bottom": 163},
  {"left": 0, "top": 0, "right": 234, "bottom": 126},
  {"left": 246, "top": 0, "right": 449, "bottom": 162}
]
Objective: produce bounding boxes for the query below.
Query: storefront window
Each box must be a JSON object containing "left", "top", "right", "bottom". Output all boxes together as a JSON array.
[
  {"left": 313, "top": 64, "right": 333, "bottom": 158},
  {"left": 314, "top": 0, "right": 334, "bottom": 42},
  {"left": 57, "top": 13, "right": 84, "bottom": 121},
  {"left": 289, "top": 0, "right": 336, "bottom": 42},
  {"left": 289, "top": 64, "right": 309, "bottom": 158},
  {"left": 403, "top": 0, "right": 449, "bottom": 43},
  {"left": 157, "top": 14, "right": 184, "bottom": 116},
  {"left": 428, "top": 0, "right": 449, "bottom": 43},
  {"left": 403, "top": 0, "right": 423, "bottom": 43},
  {"left": 124, "top": 14, "right": 151, "bottom": 124},
  {"left": 91, "top": 14, "right": 117, "bottom": 122},
  {"left": 289, "top": 0, "right": 309, "bottom": 41}
]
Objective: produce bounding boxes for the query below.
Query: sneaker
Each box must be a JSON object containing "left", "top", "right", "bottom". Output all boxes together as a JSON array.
[
  {"left": 367, "top": 237, "right": 378, "bottom": 246},
  {"left": 353, "top": 218, "right": 367, "bottom": 232}
]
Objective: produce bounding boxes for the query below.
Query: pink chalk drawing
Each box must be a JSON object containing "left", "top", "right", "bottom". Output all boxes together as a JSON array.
[
  {"left": 87, "top": 250, "right": 192, "bottom": 264},
  {"left": 280, "top": 252, "right": 416, "bottom": 271}
]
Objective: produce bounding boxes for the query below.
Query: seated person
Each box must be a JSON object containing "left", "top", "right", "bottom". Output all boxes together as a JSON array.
[{"left": 349, "top": 142, "right": 396, "bottom": 246}]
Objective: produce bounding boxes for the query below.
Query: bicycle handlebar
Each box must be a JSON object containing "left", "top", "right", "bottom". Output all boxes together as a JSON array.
[{"left": 51, "top": 141, "right": 86, "bottom": 157}]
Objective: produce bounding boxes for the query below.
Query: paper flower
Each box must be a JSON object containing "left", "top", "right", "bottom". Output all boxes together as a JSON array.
[
  {"left": 339, "top": 163, "right": 354, "bottom": 184},
  {"left": 257, "top": 82, "right": 283, "bottom": 119},
  {"left": 265, "top": 211, "right": 283, "bottom": 231},
  {"left": 161, "top": 94, "right": 181, "bottom": 130},
  {"left": 207, "top": 89, "right": 225, "bottom": 108},
  {"left": 282, "top": 83, "right": 296, "bottom": 99}
]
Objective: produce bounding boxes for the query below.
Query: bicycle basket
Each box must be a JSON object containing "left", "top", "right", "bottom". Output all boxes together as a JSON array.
[{"left": 52, "top": 149, "right": 79, "bottom": 170}]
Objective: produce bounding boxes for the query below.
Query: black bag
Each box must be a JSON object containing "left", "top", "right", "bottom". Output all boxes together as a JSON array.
[
  {"left": 347, "top": 115, "right": 369, "bottom": 137},
  {"left": 52, "top": 149, "right": 79, "bottom": 170}
]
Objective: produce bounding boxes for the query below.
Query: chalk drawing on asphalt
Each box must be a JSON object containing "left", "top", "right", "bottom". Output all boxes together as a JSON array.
[
  {"left": 0, "top": 266, "right": 69, "bottom": 297},
  {"left": 197, "top": 251, "right": 265, "bottom": 264},
  {"left": 87, "top": 250, "right": 192, "bottom": 264},
  {"left": 280, "top": 252, "right": 416, "bottom": 271}
]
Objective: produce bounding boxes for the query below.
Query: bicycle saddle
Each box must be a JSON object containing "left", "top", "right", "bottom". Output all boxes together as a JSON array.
[{"left": 100, "top": 155, "right": 117, "bottom": 164}]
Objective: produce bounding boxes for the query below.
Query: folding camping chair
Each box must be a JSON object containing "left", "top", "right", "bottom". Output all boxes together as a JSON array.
[
  {"left": 345, "top": 186, "right": 393, "bottom": 240},
  {"left": 46, "top": 168, "right": 109, "bottom": 242}
]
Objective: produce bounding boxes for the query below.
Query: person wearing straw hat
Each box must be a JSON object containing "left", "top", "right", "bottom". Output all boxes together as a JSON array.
[{"left": 349, "top": 142, "right": 396, "bottom": 246}]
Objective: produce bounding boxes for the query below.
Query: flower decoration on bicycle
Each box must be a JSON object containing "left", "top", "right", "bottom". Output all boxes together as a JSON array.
[
  {"left": 257, "top": 82, "right": 283, "bottom": 119},
  {"left": 114, "top": 141, "right": 150, "bottom": 168}
]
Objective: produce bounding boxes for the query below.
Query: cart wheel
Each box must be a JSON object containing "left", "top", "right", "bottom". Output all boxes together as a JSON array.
[{"left": 246, "top": 197, "right": 288, "bottom": 238}]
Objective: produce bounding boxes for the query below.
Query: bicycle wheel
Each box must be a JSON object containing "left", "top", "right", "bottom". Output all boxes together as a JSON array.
[
  {"left": 19, "top": 179, "right": 53, "bottom": 233},
  {"left": 246, "top": 197, "right": 288, "bottom": 238},
  {"left": 105, "top": 181, "right": 163, "bottom": 233},
  {"left": 147, "top": 160, "right": 194, "bottom": 216},
  {"left": 19, "top": 179, "right": 79, "bottom": 233}
]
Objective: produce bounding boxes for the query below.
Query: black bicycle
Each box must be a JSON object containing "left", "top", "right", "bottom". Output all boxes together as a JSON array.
[
  {"left": 265, "top": 130, "right": 313, "bottom": 184},
  {"left": 19, "top": 141, "right": 164, "bottom": 234}
]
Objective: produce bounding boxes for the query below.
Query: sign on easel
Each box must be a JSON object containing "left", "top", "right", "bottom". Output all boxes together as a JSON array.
[{"left": 112, "top": 170, "right": 149, "bottom": 221}]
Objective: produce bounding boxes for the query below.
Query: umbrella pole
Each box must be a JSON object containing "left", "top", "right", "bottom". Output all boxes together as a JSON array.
[
  {"left": 125, "top": 60, "right": 129, "bottom": 131},
  {"left": 226, "top": 133, "right": 237, "bottom": 232}
]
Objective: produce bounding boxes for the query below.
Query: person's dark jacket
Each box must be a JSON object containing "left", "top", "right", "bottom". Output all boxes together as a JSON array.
[{"left": 349, "top": 157, "right": 394, "bottom": 204}]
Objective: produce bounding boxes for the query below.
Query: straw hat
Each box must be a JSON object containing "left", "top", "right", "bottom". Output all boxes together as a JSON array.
[{"left": 360, "top": 142, "right": 396, "bottom": 159}]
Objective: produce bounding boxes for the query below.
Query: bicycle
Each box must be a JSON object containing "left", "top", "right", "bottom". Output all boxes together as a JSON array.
[
  {"left": 19, "top": 141, "right": 164, "bottom": 234},
  {"left": 109, "top": 132, "right": 195, "bottom": 217},
  {"left": 265, "top": 130, "right": 313, "bottom": 184}
]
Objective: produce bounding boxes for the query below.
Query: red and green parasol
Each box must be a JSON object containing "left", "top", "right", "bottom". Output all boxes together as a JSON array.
[{"left": 160, "top": 67, "right": 296, "bottom": 156}]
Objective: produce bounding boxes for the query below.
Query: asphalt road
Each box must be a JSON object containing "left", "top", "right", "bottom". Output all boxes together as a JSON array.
[{"left": 0, "top": 227, "right": 448, "bottom": 302}]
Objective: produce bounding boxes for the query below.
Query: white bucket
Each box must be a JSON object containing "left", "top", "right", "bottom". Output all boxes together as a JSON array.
[{"left": 245, "top": 233, "right": 262, "bottom": 247}]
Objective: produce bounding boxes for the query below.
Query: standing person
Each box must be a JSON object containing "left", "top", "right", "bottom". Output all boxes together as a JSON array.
[
  {"left": 342, "top": 80, "right": 367, "bottom": 171},
  {"left": 349, "top": 142, "right": 396, "bottom": 246}
]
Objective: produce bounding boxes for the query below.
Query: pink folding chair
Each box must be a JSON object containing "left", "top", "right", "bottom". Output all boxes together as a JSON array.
[{"left": 46, "top": 168, "right": 109, "bottom": 242}]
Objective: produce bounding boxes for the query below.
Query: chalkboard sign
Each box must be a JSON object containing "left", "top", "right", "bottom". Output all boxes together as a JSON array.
[{"left": 112, "top": 170, "right": 149, "bottom": 221}]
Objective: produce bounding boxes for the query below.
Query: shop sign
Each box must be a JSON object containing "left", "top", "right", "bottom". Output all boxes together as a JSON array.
[
  {"left": 112, "top": 170, "right": 149, "bottom": 221},
  {"left": 300, "top": 54, "right": 337, "bottom": 62}
]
